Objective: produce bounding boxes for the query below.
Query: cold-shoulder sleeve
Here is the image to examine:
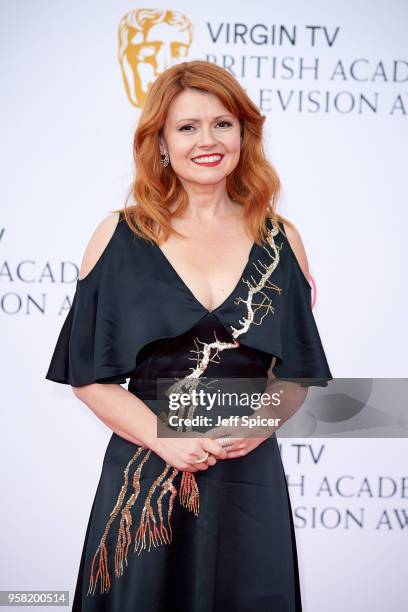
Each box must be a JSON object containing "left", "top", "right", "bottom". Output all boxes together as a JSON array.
[
  {"left": 272, "top": 238, "right": 333, "bottom": 388},
  {"left": 45, "top": 215, "right": 134, "bottom": 386},
  {"left": 45, "top": 212, "right": 223, "bottom": 388}
]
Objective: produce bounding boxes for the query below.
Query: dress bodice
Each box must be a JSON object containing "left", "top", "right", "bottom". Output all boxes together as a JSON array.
[
  {"left": 45, "top": 211, "right": 333, "bottom": 389},
  {"left": 127, "top": 311, "right": 273, "bottom": 425}
]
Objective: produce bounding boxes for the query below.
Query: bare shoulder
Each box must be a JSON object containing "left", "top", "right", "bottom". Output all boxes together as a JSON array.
[
  {"left": 281, "top": 219, "right": 310, "bottom": 283},
  {"left": 78, "top": 212, "right": 120, "bottom": 281}
]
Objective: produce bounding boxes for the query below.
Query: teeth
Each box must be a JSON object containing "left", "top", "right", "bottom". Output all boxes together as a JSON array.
[{"left": 192, "top": 155, "right": 222, "bottom": 163}]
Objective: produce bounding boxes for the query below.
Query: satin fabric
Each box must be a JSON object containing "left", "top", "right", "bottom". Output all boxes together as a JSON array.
[
  {"left": 45, "top": 213, "right": 332, "bottom": 388},
  {"left": 70, "top": 314, "right": 302, "bottom": 611},
  {"left": 45, "top": 212, "right": 333, "bottom": 610}
]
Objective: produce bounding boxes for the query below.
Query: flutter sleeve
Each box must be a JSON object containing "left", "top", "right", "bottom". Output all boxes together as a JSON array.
[
  {"left": 272, "top": 239, "right": 333, "bottom": 388},
  {"left": 45, "top": 216, "right": 133, "bottom": 387}
]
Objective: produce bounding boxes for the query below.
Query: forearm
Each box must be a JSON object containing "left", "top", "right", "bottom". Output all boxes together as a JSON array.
[
  {"left": 249, "top": 379, "right": 309, "bottom": 435},
  {"left": 72, "top": 383, "right": 164, "bottom": 450},
  {"left": 208, "top": 379, "right": 309, "bottom": 440}
]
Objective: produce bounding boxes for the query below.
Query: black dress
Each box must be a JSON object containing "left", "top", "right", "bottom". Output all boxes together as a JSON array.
[{"left": 45, "top": 212, "right": 332, "bottom": 611}]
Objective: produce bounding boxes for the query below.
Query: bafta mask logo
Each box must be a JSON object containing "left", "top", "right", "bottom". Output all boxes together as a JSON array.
[{"left": 118, "top": 9, "right": 193, "bottom": 108}]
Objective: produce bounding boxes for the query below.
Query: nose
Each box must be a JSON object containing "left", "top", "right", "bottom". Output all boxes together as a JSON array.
[{"left": 196, "top": 124, "right": 218, "bottom": 148}]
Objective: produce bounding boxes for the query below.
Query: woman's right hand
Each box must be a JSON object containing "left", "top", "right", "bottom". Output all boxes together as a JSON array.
[{"left": 153, "top": 432, "right": 228, "bottom": 473}]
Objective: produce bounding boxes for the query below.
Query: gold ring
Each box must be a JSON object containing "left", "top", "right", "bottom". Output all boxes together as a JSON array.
[{"left": 195, "top": 451, "right": 210, "bottom": 463}]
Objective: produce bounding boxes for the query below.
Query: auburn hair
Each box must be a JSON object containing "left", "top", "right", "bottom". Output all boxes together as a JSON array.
[{"left": 113, "top": 60, "right": 293, "bottom": 245}]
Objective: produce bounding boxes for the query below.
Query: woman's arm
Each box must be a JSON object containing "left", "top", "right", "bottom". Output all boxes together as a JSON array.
[
  {"left": 206, "top": 220, "right": 312, "bottom": 453},
  {"left": 73, "top": 212, "right": 161, "bottom": 448},
  {"left": 72, "top": 382, "right": 161, "bottom": 449},
  {"left": 281, "top": 219, "right": 311, "bottom": 284},
  {"left": 71, "top": 213, "right": 228, "bottom": 470}
]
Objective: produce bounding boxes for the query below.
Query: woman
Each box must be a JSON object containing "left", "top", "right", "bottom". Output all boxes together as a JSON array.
[{"left": 45, "top": 60, "right": 332, "bottom": 611}]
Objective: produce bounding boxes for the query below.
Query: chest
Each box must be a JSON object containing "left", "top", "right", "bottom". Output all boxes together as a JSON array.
[{"left": 157, "top": 228, "right": 255, "bottom": 312}]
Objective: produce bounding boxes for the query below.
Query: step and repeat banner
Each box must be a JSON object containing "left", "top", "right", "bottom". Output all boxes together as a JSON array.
[{"left": 1, "top": 1, "right": 406, "bottom": 610}]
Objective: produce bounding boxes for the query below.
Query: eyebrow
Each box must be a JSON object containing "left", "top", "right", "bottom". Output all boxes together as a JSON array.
[{"left": 175, "top": 114, "right": 235, "bottom": 124}]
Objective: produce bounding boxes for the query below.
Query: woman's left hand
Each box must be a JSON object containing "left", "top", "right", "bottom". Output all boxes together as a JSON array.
[{"left": 205, "top": 422, "right": 272, "bottom": 459}]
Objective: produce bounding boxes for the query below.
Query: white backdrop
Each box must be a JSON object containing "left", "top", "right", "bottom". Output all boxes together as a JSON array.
[{"left": 1, "top": 1, "right": 407, "bottom": 610}]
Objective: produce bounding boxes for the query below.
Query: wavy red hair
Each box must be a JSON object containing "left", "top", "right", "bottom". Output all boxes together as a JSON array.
[{"left": 114, "top": 60, "right": 292, "bottom": 245}]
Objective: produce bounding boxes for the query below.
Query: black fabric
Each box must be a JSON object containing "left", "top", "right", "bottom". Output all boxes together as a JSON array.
[
  {"left": 45, "top": 211, "right": 334, "bottom": 611},
  {"left": 272, "top": 229, "right": 333, "bottom": 386},
  {"left": 45, "top": 212, "right": 333, "bottom": 388},
  {"left": 71, "top": 313, "right": 305, "bottom": 611}
]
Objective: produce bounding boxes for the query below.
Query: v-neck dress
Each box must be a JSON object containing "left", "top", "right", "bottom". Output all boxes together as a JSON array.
[{"left": 45, "top": 211, "right": 333, "bottom": 612}]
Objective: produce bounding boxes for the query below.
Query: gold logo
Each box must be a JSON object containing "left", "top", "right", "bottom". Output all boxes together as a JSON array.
[{"left": 118, "top": 9, "right": 193, "bottom": 108}]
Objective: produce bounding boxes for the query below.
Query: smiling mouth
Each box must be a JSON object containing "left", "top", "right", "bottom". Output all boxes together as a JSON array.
[{"left": 191, "top": 154, "right": 224, "bottom": 166}]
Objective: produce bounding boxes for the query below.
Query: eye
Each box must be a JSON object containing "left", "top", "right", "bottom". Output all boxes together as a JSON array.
[{"left": 178, "top": 120, "right": 233, "bottom": 132}]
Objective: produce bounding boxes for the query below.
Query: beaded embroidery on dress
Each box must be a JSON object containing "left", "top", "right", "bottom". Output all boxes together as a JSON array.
[
  {"left": 45, "top": 211, "right": 332, "bottom": 611},
  {"left": 87, "top": 220, "right": 283, "bottom": 594}
]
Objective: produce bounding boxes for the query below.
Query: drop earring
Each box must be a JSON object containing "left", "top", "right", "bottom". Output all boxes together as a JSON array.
[{"left": 160, "top": 151, "right": 170, "bottom": 167}]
